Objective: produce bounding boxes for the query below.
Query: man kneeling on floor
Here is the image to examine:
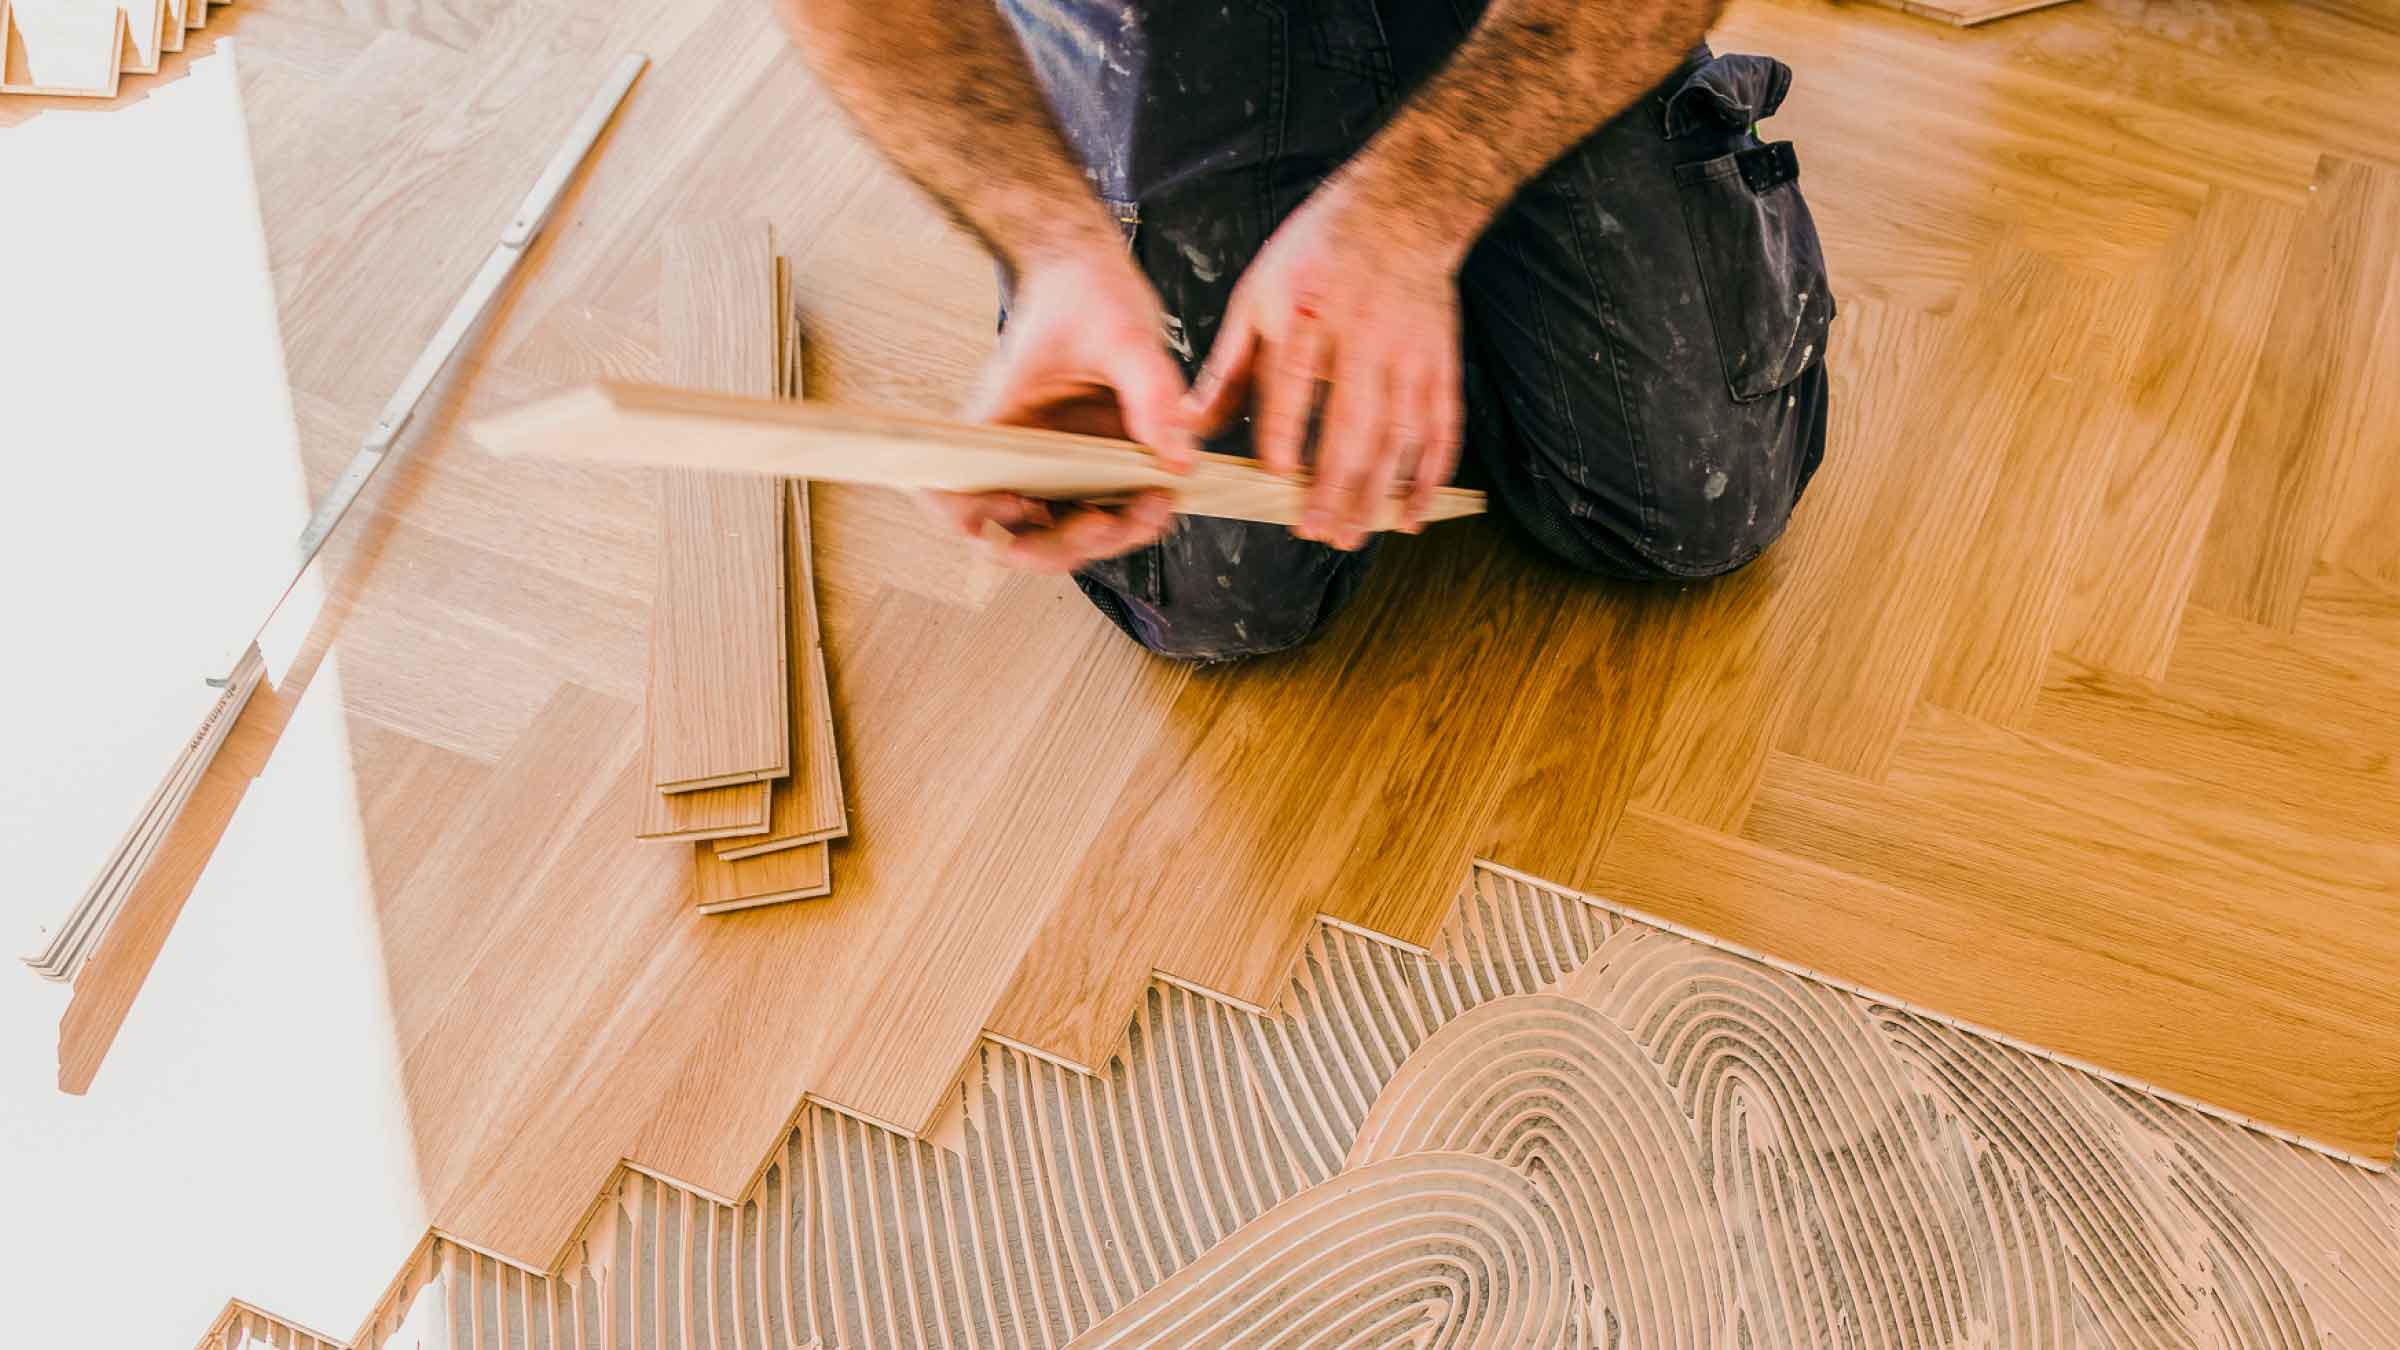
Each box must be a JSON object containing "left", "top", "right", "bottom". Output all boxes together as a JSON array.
[{"left": 779, "top": 0, "right": 1835, "bottom": 661}]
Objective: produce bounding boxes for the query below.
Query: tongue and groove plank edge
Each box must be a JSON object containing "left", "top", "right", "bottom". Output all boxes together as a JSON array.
[{"left": 644, "top": 222, "right": 791, "bottom": 799}]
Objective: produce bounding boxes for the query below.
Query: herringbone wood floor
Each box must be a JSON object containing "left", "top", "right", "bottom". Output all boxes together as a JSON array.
[{"left": 38, "top": 0, "right": 2400, "bottom": 1307}]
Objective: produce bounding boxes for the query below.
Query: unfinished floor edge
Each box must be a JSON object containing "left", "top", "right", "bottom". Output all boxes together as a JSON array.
[
  {"left": 206, "top": 860, "right": 2400, "bottom": 1350},
  {"left": 1473, "top": 855, "right": 2397, "bottom": 1173}
]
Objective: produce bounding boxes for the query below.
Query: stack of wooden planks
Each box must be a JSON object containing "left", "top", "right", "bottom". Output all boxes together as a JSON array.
[
  {"left": 642, "top": 223, "right": 847, "bottom": 914},
  {"left": 1, "top": 0, "right": 229, "bottom": 98},
  {"left": 22, "top": 645, "right": 263, "bottom": 982}
]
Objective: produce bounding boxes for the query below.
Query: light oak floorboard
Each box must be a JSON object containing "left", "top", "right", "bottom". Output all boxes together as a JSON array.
[
  {"left": 2053, "top": 188, "right": 2300, "bottom": 678},
  {"left": 714, "top": 481, "right": 846, "bottom": 859},
  {"left": 644, "top": 223, "right": 788, "bottom": 794},
  {"left": 2192, "top": 158, "right": 2400, "bottom": 629}
]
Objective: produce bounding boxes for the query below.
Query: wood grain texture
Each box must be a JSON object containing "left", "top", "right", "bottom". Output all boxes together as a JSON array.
[
  {"left": 691, "top": 836, "right": 830, "bottom": 913},
  {"left": 2167, "top": 603, "right": 2400, "bottom": 757},
  {"left": 2313, "top": 254, "right": 2400, "bottom": 591},
  {"left": 714, "top": 480, "right": 845, "bottom": 860},
  {"left": 474, "top": 382, "right": 1489, "bottom": 531},
  {"left": 632, "top": 774, "right": 769, "bottom": 841},
  {"left": 645, "top": 224, "right": 789, "bottom": 794},
  {"left": 2055, "top": 188, "right": 2302, "bottom": 678},
  {"left": 1735, "top": 710, "right": 2400, "bottom": 1159},
  {"left": 1919, "top": 271, "right": 2136, "bottom": 726},
  {"left": 2026, "top": 651, "right": 2400, "bottom": 839},
  {"left": 2193, "top": 158, "right": 2400, "bottom": 628},
  {"left": 1778, "top": 244, "right": 2111, "bottom": 778}
]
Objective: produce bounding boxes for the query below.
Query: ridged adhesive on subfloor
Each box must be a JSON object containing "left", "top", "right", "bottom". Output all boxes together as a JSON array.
[{"left": 235, "top": 866, "right": 2398, "bottom": 1349}]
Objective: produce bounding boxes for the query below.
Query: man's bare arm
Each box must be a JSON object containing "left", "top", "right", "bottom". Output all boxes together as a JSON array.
[
  {"left": 773, "top": 0, "right": 1120, "bottom": 277},
  {"left": 1343, "top": 0, "right": 1724, "bottom": 264},
  {"left": 776, "top": 0, "right": 1197, "bottom": 572}
]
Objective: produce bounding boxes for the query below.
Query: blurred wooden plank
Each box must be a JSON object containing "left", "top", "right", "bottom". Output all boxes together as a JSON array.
[
  {"left": 473, "top": 383, "right": 1489, "bottom": 531},
  {"left": 1, "top": 0, "right": 126, "bottom": 96},
  {"left": 1864, "top": 0, "right": 2075, "bottom": 27}
]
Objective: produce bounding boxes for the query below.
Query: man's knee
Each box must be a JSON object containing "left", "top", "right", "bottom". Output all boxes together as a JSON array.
[
  {"left": 1497, "top": 360, "right": 1831, "bottom": 582},
  {"left": 1075, "top": 521, "right": 1376, "bottom": 662}
]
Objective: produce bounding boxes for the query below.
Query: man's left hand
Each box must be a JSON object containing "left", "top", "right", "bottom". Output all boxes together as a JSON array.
[{"left": 1183, "top": 180, "right": 1467, "bottom": 550}]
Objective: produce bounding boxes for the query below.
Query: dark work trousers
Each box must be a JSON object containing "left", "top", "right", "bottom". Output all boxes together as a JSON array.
[{"left": 998, "top": 0, "right": 1836, "bottom": 661}]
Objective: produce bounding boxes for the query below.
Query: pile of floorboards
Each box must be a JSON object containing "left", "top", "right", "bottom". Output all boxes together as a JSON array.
[
  {"left": 1, "top": 0, "right": 229, "bottom": 99},
  {"left": 639, "top": 223, "right": 848, "bottom": 914},
  {"left": 22, "top": 645, "right": 263, "bottom": 981}
]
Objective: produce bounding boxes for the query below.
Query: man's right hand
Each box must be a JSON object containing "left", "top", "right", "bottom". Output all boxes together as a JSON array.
[{"left": 931, "top": 252, "right": 1198, "bottom": 574}]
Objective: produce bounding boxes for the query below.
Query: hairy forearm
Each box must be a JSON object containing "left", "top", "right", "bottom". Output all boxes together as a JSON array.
[
  {"left": 775, "top": 0, "right": 1119, "bottom": 276},
  {"left": 1339, "top": 0, "right": 1723, "bottom": 264}
]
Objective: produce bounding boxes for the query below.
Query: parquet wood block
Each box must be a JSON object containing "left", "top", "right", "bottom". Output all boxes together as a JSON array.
[
  {"left": 2194, "top": 158, "right": 2400, "bottom": 630},
  {"left": 1920, "top": 272, "right": 2135, "bottom": 727},
  {"left": 2314, "top": 254, "right": 2400, "bottom": 593},
  {"left": 714, "top": 281, "right": 844, "bottom": 863},
  {"left": 2055, "top": 189, "right": 2302, "bottom": 679},
  {"left": 633, "top": 773, "right": 769, "bottom": 840},
  {"left": 2293, "top": 563, "right": 2400, "bottom": 663},
  {"left": 1778, "top": 244, "right": 2110, "bottom": 778},
  {"left": 2027, "top": 652, "right": 2400, "bottom": 840},
  {"left": 644, "top": 223, "right": 790, "bottom": 796},
  {"left": 2167, "top": 604, "right": 2400, "bottom": 759}
]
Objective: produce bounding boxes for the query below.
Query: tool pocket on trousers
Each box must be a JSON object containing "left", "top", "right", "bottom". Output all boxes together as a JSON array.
[{"left": 1668, "top": 56, "right": 1835, "bottom": 403}]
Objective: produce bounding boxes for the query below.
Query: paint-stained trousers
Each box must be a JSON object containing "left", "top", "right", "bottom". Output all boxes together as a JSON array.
[{"left": 1000, "top": 0, "right": 1836, "bottom": 661}]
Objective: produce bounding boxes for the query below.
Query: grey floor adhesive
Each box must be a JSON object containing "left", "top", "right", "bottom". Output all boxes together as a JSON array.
[{"left": 214, "top": 865, "right": 2400, "bottom": 1349}]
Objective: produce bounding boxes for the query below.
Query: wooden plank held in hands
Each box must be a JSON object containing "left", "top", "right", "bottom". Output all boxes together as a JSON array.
[
  {"left": 641, "top": 223, "right": 790, "bottom": 812},
  {"left": 472, "top": 382, "right": 1490, "bottom": 532}
]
